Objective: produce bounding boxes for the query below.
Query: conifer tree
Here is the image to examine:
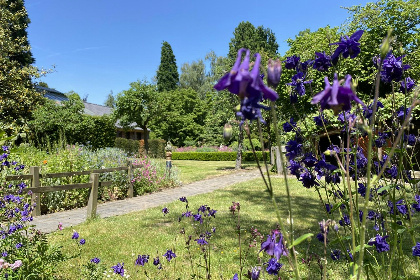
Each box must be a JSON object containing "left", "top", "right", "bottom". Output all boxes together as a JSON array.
[
  {"left": 156, "top": 41, "right": 179, "bottom": 92},
  {"left": 0, "top": 0, "right": 41, "bottom": 133}
]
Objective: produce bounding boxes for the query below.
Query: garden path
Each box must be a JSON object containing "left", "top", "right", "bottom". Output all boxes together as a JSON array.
[{"left": 32, "top": 169, "right": 262, "bottom": 234}]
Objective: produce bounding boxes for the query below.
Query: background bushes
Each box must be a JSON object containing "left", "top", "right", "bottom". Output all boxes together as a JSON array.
[
  {"left": 172, "top": 151, "right": 263, "bottom": 161},
  {"left": 115, "top": 137, "right": 139, "bottom": 156}
]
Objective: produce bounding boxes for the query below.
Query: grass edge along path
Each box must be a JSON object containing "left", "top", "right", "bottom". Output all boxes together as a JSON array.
[{"left": 32, "top": 168, "right": 261, "bottom": 233}]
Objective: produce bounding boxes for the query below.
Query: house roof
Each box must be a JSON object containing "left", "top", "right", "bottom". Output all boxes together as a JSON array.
[
  {"left": 35, "top": 85, "right": 68, "bottom": 102},
  {"left": 39, "top": 85, "right": 148, "bottom": 132},
  {"left": 83, "top": 102, "right": 113, "bottom": 116}
]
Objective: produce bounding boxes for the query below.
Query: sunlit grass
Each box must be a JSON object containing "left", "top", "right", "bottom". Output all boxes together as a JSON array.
[{"left": 171, "top": 160, "right": 258, "bottom": 184}]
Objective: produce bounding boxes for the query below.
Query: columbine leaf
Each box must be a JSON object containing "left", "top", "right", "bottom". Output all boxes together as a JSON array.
[{"left": 288, "top": 233, "right": 314, "bottom": 249}]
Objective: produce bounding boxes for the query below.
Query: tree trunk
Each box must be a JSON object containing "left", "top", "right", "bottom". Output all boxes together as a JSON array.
[{"left": 235, "top": 125, "right": 243, "bottom": 170}]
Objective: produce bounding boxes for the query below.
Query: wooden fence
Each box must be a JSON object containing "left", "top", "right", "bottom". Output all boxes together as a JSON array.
[{"left": 5, "top": 161, "right": 142, "bottom": 219}]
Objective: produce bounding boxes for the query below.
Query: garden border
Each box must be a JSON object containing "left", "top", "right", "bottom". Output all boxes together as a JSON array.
[{"left": 5, "top": 161, "right": 142, "bottom": 219}]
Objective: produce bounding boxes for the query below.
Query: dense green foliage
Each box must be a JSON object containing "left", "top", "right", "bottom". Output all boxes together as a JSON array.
[
  {"left": 114, "top": 137, "right": 139, "bottom": 156},
  {"left": 172, "top": 151, "right": 263, "bottom": 161},
  {"left": 148, "top": 138, "right": 166, "bottom": 158},
  {"left": 114, "top": 81, "right": 158, "bottom": 152},
  {"left": 156, "top": 41, "right": 179, "bottom": 92},
  {"left": 28, "top": 94, "right": 116, "bottom": 149},
  {"left": 228, "top": 21, "right": 278, "bottom": 61},
  {"left": 151, "top": 87, "right": 207, "bottom": 146},
  {"left": 0, "top": 0, "right": 42, "bottom": 133}
]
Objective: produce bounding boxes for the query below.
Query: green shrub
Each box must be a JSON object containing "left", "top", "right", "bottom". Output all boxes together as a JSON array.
[
  {"left": 148, "top": 139, "right": 166, "bottom": 158},
  {"left": 114, "top": 137, "right": 139, "bottom": 156},
  {"left": 172, "top": 151, "right": 263, "bottom": 161}
]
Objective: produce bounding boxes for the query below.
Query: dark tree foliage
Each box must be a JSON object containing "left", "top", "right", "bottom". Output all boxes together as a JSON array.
[
  {"left": 29, "top": 94, "right": 116, "bottom": 149},
  {"left": 114, "top": 81, "right": 159, "bottom": 153},
  {"left": 156, "top": 41, "right": 179, "bottom": 92},
  {"left": 0, "top": 0, "right": 41, "bottom": 133},
  {"left": 228, "top": 21, "right": 279, "bottom": 62},
  {"left": 150, "top": 88, "right": 206, "bottom": 147}
]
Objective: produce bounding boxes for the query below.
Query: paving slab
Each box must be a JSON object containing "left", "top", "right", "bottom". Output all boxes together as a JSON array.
[{"left": 32, "top": 169, "right": 261, "bottom": 233}]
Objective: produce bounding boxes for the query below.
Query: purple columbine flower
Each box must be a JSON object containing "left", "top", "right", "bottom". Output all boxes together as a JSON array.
[
  {"left": 380, "top": 52, "right": 411, "bottom": 83},
  {"left": 195, "top": 237, "right": 208, "bottom": 246},
  {"left": 413, "top": 242, "right": 420, "bottom": 257},
  {"left": 311, "top": 74, "right": 365, "bottom": 115},
  {"left": 163, "top": 249, "right": 176, "bottom": 261},
  {"left": 368, "top": 234, "right": 390, "bottom": 253},
  {"left": 388, "top": 199, "right": 408, "bottom": 216},
  {"left": 264, "top": 258, "right": 283, "bottom": 275},
  {"left": 287, "top": 72, "right": 312, "bottom": 97},
  {"left": 260, "top": 232, "right": 288, "bottom": 260},
  {"left": 214, "top": 49, "right": 278, "bottom": 101},
  {"left": 284, "top": 55, "right": 300, "bottom": 70},
  {"left": 331, "top": 249, "right": 341, "bottom": 260},
  {"left": 282, "top": 118, "right": 296, "bottom": 132},
  {"left": 231, "top": 273, "right": 239, "bottom": 280},
  {"left": 267, "top": 58, "right": 282, "bottom": 88},
  {"left": 179, "top": 196, "right": 188, "bottom": 203},
  {"left": 285, "top": 139, "right": 303, "bottom": 160},
  {"left": 112, "top": 263, "right": 125, "bottom": 276},
  {"left": 248, "top": 267, "right": 261, "bottom": 280},
  {"left": 162, "top": 207, "right": 169, "bottom": 215},
  {"left": 72, "top": 231, "right": 79, "bottom": 239},
  {"left": 79, "top": 239, "right": 86, "bottom": 245},
  {"left": 90, "top": 257, "right": 100, "bottom": 264},
  {"left": 400, "top": 77, "right": 416, "bottom": 93},
  {"left": 313, "top": 51, "right": 332, "bottom": 71},
  {"left": 299, "top": 171, "right": 319, "bottom": 188},
  {"left": 330, "top": 30, "right": 364, "bottom": 65},
  {"left": 135, "top": 254, "right": 149, "bottom": 266},
  {"left": 314, "top": 115, "right": 328, "bottom": 127}
]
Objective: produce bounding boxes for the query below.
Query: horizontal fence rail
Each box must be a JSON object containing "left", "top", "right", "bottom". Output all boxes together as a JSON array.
[{"left": 4, "top": 161, "right": 142, "bottom": 219}]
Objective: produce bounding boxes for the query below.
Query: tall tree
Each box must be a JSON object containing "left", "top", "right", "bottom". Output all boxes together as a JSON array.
[
  {"left": 104, "top": 90, "right": 115, "bottom": 108},
  {"left": 227, "top": 21, "right": 279, "bottom": 168},
  {"left": 156, "top": 41, "right": 179, "bottom": 92},
  {"left": 114, "top": 81, "right": 159, "bottom": 153},
  {"left": 179, "top": 59, "right": 206, "bottom": 98},
  {"left": 151, "top": 87, "right": 206, "bottom": 146},
  {"left": 0, "top": 0, "right": 41, "bottom": 133},
  {"left": 228, "top": 21, "right": 279, "bottom": 62}
]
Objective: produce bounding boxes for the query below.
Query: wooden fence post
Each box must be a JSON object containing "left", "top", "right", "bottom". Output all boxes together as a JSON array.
[
  {"left": 87, "top": 173, "right": 99, "bottom": 219},
  {"left": 30, "top": 166, "right": 41, "bottom": 216},
  {"left": 127, "top": 160, "right": 133, "bottom": 198}
]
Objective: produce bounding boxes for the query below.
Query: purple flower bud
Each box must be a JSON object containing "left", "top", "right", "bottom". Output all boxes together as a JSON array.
[{"left": 267, "top": 59, "right": 282, "bottom": 88}]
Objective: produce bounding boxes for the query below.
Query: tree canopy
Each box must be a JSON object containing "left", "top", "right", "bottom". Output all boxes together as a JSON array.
[
  {"left": 156, "top": 41, "right": 179, "bottom": 92},
  {"left": 0, "top": 0, "right": 41, "bottom": 134},
  {"left": 114, "top": 81, "right": 159, "bottom": 152},
  {"left": 228, "top": 21, "right": 279, "bottom": 62}
]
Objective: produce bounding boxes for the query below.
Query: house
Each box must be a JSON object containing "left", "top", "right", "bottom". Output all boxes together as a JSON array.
[{"left": 36, "top": 85, "right": 149, "bottom": 140}]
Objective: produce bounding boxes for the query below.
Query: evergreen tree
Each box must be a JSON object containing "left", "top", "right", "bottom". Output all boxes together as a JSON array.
[
  {"left": 0, "top": 0, "right": 41, "bottom": 134},
  {"left": 156, "top": 41, "right": 179, "bottom": 92}
]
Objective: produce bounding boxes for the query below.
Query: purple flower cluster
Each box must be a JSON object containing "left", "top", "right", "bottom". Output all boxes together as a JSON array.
[{"left": 214, "top": 48, "right": 278, "bottom": 124}]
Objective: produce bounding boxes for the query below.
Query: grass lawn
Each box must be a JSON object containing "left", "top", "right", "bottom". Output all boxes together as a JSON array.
[
  {"left": 171, "top": 160, "right": 258, "bottom": 184},
  {"left": 47, "top": 175, "right": 420, "bottom": 279}
]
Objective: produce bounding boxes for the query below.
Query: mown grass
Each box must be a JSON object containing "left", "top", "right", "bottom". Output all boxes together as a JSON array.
[
  {"left": 171, "top": 160, "right": 258, "bottom": 184},
  {"left": 47, "top": 175, "right": 420, "bottom": 279}
]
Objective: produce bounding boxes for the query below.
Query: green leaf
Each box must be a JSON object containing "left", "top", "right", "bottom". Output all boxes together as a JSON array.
[{"left": 288, "top": 233, "right": 314, "bottom": 249}]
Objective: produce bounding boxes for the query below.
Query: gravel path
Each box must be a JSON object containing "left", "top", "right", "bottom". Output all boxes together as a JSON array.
[{"left": 32, "top": 169, "right": 261, "bottom": 233}]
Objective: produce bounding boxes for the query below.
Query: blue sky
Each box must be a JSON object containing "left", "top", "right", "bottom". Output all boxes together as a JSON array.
[{"left": 26, "top": 0, "right": 371, "bottom": 105}]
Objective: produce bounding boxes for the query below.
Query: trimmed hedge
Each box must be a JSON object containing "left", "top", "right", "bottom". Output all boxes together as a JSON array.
[
  {"left": 172, "top": 151, "right": 264, "bottom": 161},
  {"left": 115, "top": 138, "right": 139, "bottom": 155},
  {"left": 149, "top": 139, "right": 166, "bottom": 158}
]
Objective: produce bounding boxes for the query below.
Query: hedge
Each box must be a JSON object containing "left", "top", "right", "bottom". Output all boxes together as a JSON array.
[
  {"left": 172, "top": 151, "right": 264, "bottom": 161},
  {"left": 115, "top": 138, "right": 139, "bottom": 155}
]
